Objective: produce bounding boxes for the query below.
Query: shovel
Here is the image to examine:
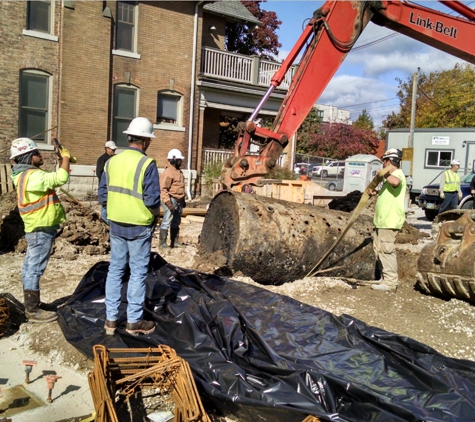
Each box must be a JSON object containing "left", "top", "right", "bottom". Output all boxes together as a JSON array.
[{"left": 305, "top": 166, "right": 391, "bottom": 278}]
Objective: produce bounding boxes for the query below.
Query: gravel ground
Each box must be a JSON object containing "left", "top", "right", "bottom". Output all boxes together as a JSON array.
[{"left": 1, "top": 201, "right": 475, "bottom": 419}]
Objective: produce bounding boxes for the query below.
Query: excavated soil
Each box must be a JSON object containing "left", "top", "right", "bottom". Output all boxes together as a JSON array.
[{"left": 1, "top": 191, "right": 475, "bottom": 408}]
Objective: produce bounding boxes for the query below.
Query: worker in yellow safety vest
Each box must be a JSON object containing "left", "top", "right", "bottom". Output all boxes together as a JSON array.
[
  {"left": 10, "top": 137, "right": 72, "bottom": 323},
  {"left": 438, "top": 159, "right": 462, "bottom": 215}
]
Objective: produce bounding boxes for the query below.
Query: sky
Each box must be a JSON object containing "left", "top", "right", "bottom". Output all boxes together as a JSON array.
[{"left": 263, "top": 0, "right": 474, "bottom": 129}]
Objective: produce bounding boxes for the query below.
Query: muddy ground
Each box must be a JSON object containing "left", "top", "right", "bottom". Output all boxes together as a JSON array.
[{"left": 1, "top": 193, "right": 475, "bottom": 404}]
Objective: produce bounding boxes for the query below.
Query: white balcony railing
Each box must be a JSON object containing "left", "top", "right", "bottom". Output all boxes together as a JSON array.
[{"left": 200, "top": 47, "right": 296, "bottom": 90}]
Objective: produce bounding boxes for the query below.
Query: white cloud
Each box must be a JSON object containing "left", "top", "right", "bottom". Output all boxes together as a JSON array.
[{"left": 319, "top": 75, "right": 400, "bottom": 127}]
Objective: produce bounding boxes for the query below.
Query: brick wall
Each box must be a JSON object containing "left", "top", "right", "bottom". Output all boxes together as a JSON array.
[
  {"left": 60, "top": 1, "right": 111, "bottom": 166},
  {"left": 0, "top": 1, "right": 61, "bottom": 164}
]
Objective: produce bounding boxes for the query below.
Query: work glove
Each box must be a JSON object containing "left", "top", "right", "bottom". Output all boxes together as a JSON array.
[
  {"left": 458, "top": 192, "right": 463, "bottom": 201},
  {"left": 440, "top": 192, "right": 445, "bottom": 199},
  {"left": 55, "top": 146, "right": 77, "bottom": 163},
  {"left": 166, "top": 201, "right": 176, "bottom": 212},
  {"left": 182, "top": 200, "right": 187, "bottom": 209}
]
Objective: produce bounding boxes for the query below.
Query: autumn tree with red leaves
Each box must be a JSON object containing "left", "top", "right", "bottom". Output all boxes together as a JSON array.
[
  {"left": 306, "top": 123, "right": 379, "bottom": 159},
  {"left": 226, "top": 1, "right": 282, "bottom": 60}
]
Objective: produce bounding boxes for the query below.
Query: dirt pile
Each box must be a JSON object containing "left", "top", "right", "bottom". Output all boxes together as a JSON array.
[{"left": 0, "top": 191, "right": 110, "bottom": 256}]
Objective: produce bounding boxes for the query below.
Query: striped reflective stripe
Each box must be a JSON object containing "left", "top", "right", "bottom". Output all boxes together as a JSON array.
[
  {"left": 17, "top": 170, "right": 60, "bottom": 215},
  {"left": 444, "top": 170, "right": 460, "bottom": 192},
  {"left": 106, "top": 155, "right": 149, "bottom": 199}
]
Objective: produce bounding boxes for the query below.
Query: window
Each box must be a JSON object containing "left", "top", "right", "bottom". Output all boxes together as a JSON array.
[
  {"left": 27, "top": 0, "right": 51, "bottom": 32},
  {"left": 113, "top": 85, "right": 138, "bottom": 147},
  {"left": 426, "top": 150, "right": 453, "bottom": 167},
  {"left": 156, "top": 92, "right": 184, "bottom": 130},
  {"left": 23, "top": 0, "right": 57, "bottom": 41},
  {"left": 317, "top": 109, "right": 324, "bottom": 118},
  {"left": 19, "top": 70, "right": 50, "bottom": 142},
  {"left": 116, "top": 2, "right": 136, "bottom": 52}
]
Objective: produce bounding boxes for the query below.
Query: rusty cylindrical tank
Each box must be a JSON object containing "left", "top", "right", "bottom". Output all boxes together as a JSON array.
[{"left": 199, "top": 191, "right": 377, "bottom": 285}]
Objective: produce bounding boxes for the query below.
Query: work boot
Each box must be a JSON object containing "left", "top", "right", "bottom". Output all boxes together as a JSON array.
[
  {"left": 126, "top": 320, "right": 156, "bottom": 336},
  {"left": 24, "top": 290, "right": 58, "bottom": 323},
  {"left": 371, "top": 283, "right": 397, "bottom": 293},
  {"left": 105, "top": 320, "right": 117, "bottom": 335},
  {"left": 170, "top": 228, "right": 185, "bottom": 248},
  {"left": 158, "top": 229, "right": 170, "bottom": 249}
]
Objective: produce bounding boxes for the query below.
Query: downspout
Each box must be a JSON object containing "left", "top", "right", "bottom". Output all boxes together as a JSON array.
[{"left": 187, "top": 1, "right": 204, "bottom": 200}]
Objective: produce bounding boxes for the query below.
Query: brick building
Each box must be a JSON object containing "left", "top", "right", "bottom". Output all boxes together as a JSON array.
[{"left": 0, "top": 1, "right": 292, "bottom": 195}]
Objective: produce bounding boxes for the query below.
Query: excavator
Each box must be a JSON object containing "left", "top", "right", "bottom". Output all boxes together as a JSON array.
[{"left": 203, "top": 1, "right": 475, "bottom": 298}]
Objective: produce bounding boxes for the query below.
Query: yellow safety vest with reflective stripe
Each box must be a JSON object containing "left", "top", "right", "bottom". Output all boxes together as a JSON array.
[
  {"left": 443, "top": 170, "right": 460, "bottom": 192},
  {"left": 15, "top": 169, "right": 66, "bottom": 232},
  {"left": 105, "top": 149, "right": 155, "bottom": 225}
]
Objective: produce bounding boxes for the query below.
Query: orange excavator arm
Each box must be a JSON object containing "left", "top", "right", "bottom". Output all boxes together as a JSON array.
[{"left": 220, "top": 0, "right": 475, "bottom": 189}]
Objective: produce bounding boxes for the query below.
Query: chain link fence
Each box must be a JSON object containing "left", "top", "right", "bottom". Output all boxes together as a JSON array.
[{"left": 293, "top": 153, "right": 346, "bottom": 190}]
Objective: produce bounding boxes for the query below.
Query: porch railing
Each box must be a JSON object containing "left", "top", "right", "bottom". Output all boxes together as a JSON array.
[
  {"left": 200, "top": 47, "right": 296, "bottom": 90},
  {"left": 202, "top": 148, "right": 285, "bottom": 168}
]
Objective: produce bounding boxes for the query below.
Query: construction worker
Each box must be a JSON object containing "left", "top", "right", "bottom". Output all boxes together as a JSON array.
[
  {"left": 10, "top": 137, "right": 72, "bottom": 323},
  {"left": 98, "top": 117, "right": 160, "bottom": 336},
  {"left": 438, "top": 159, "right": 462, "bottom": 214},
  {"left": 158, "top": 149, "right": 186, "bottom": 248},
  {"left": 370, "top": 148, "right": 406, "bottom": 293},
  {"left": 96, "top": 140, "right": 117, "bottom": 224}
]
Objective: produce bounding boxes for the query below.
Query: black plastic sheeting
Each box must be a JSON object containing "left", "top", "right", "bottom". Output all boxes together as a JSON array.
[{"left": 58, "top": 253, "right": 475, "bottom": 421}]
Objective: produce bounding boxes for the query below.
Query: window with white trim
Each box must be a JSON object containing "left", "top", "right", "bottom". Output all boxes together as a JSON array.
[
  {"left": 426, "top": 150, "right": 453, "bottom": 167},
  {"left": 23, "top": 0, "right": 57, "bottom": 41},
  {"left": 116, "top": 2, "right": 137, "bottom": 52},
  {"left": 113, "top": 85, "right": 138, "bottom": 147},
  {"left": 156, "top": 91, "right": 183, "bottom": 128},
  {"left": 19, "top": 70, "right": 51, "bottom": 142},
  {"left": 27, "top": 0, "right": 51, "bottom": 32}
]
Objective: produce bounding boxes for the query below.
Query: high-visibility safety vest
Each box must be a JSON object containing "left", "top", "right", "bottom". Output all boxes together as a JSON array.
[
  {"left": 443, "top": 170, "right": 460, "bottom": 192},
  {"left": 14, "top": 169, "right": 65, "bottom": 233},
  {"left": 105, "top": 149, "right": 156, "bottom": 225}
]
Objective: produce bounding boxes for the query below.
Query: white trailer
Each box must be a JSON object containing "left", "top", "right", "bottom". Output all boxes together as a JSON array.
[{"left": 386, "top": 128, "right": 475, "bottom": 194}]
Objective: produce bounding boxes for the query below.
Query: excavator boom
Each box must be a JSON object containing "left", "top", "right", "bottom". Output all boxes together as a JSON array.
[{"left": 220, "top": 0, "right": 475, "bottom": 189}]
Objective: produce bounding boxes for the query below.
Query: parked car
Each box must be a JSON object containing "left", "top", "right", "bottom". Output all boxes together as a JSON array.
[
  {"left": 417, "top": 172, "right": 475, "bottom": 221},
  {"left": 313, "top": 161, "right": 346, "bottom": 178},
  {"left": 326, "top": 178, "right": 344, "bottom": 191}
]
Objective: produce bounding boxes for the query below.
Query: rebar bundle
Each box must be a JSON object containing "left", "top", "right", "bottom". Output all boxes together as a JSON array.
[{"left": 88, "top": 344, "right": 211, "bottom": 422}]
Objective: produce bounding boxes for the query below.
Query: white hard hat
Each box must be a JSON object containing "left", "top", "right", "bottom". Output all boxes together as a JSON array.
[
  {"left": 105, "top": 141, "right": 117, "bottom": 150},
  {"left": 382, "top": 148, "right": 401, "bottom": 161},
  {"left": 167, "top": 148, "right": 185, "bottom": 160},
  {"left": 10, "top": 138, "right": 39, "bottom": 160},
  {"left": 451, "top": 159, "right": 460, "bottom": 166},
  {"left": 123, "top": 117, "right": 156, "bottom": 139}
]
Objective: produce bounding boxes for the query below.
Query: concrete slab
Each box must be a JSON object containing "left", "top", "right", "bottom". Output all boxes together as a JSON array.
[{"left": 0, "top": 337, "right": 94, "bottom": 422}]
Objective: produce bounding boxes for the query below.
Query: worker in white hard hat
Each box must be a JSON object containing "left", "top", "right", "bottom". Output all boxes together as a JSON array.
[
  {"left": 96, "top": 140, "right": 118, "bottom": 224},
  {"left": 98, "top": 117, "right": 160, "bottom": 336},
  {"left": 438, "top": 159, "right": 461, "bottom": 214},
  {"left": 158, "top": 148, "right": 186, "bottom": 249},
  {"left": 10, "top": 137, "right": 73, "bottom": 323},
  {"left": 370, "top": 148, "right": 406, "bottom": 293}
]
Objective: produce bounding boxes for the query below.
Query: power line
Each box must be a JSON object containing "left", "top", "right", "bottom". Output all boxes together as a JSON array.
[{"left": 339, "top": 97, "right": 399, "bottom": 108}]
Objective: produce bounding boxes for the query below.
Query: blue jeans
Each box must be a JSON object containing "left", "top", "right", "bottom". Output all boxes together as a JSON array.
[
  {"left": 22, "top": 229, "right": 57, "bottom": 290},
  {"left": 159, "top": 197, "right": 183, "bottom": 230},
  {"left": 105, "top": 226, "right": 153, "bottom": 323},
  {"left": 438, "top": 192, "right": 459, "bottom": 214},
  {"left": 101, "top": 205, "right": 110, "bottom": 225}
]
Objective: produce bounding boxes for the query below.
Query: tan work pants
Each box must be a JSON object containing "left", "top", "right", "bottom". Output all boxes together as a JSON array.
[{"left": 372, "top": 228, "right": 399, "bottom": 287}]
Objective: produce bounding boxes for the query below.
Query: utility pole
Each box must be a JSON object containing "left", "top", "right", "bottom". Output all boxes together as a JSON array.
[{"left": 408, "top": 67, "right": 420, "bottom": 148}]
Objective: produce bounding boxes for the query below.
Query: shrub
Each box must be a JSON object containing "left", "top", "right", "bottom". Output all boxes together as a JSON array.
[{"left": 202, "top": 160, "right": 225, "bottom": 193}]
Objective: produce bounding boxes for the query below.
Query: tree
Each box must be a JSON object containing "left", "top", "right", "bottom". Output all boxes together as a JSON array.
[
  {"left": 382, "top": 63, "right": 475, "bottom": 130},
  {"left": 306, "top": 122, "right": 379, "bottom": 159},
  {"left": 226, "top": 1, "right": 282, "bottom": 60},
  {"left": 353, "top": 109, "right": 374, "bottom": 131},
  {"left": 296, "top": 107, "right": 322, "bottom": 154}
]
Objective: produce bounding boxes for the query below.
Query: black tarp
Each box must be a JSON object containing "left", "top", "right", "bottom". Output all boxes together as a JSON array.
[{"left": 58, "top": 253, "right": 475, "bottom": 421}]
